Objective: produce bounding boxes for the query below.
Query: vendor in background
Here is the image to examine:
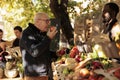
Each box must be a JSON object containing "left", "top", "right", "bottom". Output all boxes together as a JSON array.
[
  {"left": 0, "top": 42, "right": 6, "bottom": 53},
  {"left": 102, "top": 2, "right": 120, "bottom": 56},
  {"left": 0, "top": 29, "right": 6, "bottom": 57},
  {"left": 0, "top": 29, "right": 8, "bottom": 63},
  {"left": 0, "top": 29, "right": 6, "bottom": 55},
  {"left": 0, "top": 42, "right": 8, "bottom": 62},
  {"left": 0, "top": 29, "right": 6, "bottom": 43},
  {"left": 11, "top": 26, "right": 22, "bottom": 48}
]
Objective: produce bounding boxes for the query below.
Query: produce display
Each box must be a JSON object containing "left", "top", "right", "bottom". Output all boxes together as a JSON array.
[
  {"left": 53, "top": 46, "right": 120, "bottom": 80},
  {"left": 0, "top": 47, "right": 22, "bottom": 78}
]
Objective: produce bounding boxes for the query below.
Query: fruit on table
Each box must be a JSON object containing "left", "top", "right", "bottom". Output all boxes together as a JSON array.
[
  {"left": 92, "top": 61, "right": 103, "bottom": 69},
  {"left": 79, "top": 68, "right": 90, "bottom": 78},
  {"left": 75, "top": 58, "right": 92, "bottom": 70},
  {"left": 57, "top": 48, "right": 66, "bottom": 56},
  {"left": 88, "top": 72, "right": 99, "bottom": 80},
  {"left": 98, "top": 76, "right": 104, "bottom": 80},
  {"left": 69, "top": 46, "right": 79, "bottom": 58},
  {"left": 113, "top": 68, "right": 120, "bottom": 79},
  {"left": 75, "top": 55, "right": 82, "bottom": 62},
  {"left": 89, "top": 75, "right": 99, "bottom": 80}
]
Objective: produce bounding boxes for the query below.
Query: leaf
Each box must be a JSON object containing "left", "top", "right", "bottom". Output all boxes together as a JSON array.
[{"left": 58, "top": 0, "right": 61, "bottom": 5}]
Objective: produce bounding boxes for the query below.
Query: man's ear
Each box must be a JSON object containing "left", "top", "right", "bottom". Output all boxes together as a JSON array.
[{"left": 109, "top": 9, "right": 117, "bottom": 18}]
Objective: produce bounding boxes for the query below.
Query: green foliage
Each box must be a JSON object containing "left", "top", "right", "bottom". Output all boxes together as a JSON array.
[
  {"left": 101, "top": 59, "right": 113, "bottom": 69},
  {"left": 0, "top": 0, "right": 115, "bottom": 40},
  {"left": 0, "top": 0, "right": 53, "bottom": 40},
  {"left": 0, "top": 0, "right": 53, "bottom": 29}
]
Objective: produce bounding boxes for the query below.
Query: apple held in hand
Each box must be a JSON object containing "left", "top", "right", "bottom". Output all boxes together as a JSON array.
[{"left": 50, "top": 26, "right": 55, "bottom": 31}]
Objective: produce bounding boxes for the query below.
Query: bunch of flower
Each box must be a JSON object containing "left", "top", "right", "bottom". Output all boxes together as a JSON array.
[{"left": 16, "top": 57, "right": 24, "bottom": 73}]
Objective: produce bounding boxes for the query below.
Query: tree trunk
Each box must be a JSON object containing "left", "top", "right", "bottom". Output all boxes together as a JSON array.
[{"left": 50, "top": 0, "right": 74, "bottom": 46}]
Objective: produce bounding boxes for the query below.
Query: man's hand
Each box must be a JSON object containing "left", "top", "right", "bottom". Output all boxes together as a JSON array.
[{"left": 47, "top": 26, "right": 57, "bottom": 39}]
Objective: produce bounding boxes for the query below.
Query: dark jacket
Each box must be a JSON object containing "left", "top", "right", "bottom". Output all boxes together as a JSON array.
[
  {"left": 11, "top": 38, "right": 20, "bottom": 48},
  {"left": 0, "top": 39, "right": 6, "bottom": 42},
  {"left": 19, "top": 23, "right": 54, "bottom": 79}
]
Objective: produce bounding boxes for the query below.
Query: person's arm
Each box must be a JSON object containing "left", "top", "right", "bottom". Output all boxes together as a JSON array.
[
  {"left": 0, "top": 42, "right": 6, "bottom": 55},
  {"left": 0, "top": 47, "right": 3, "bottom": 55},
  {"left": 0, "top": 42, "right": 6, "bottom": 51}
]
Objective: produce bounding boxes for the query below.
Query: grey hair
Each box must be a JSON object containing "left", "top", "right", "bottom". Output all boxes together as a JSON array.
[{"left": 34, "top": 12, "right": 49, "bottom": 23}]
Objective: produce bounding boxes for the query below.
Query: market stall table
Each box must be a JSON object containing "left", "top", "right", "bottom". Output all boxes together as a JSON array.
[{"left": 1, "top": 77, "right": 23, "bottom": 80}]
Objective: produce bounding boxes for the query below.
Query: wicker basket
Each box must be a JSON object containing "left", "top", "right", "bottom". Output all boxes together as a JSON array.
[
  {"left": 4, "top": 68, "right": 18, "bottom": 78},
  {"left": 0, "top": 68, "right": 3, "bottom": 79}
]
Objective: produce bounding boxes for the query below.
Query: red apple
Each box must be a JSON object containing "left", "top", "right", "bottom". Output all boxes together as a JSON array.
[
  {"left": 69, "top": 46, "right": 79, "bottom": 58},
  {"left": 50, "top": 26, "right": 55, "bottom": 31},
  {"left": 57, "top": 50, "right": 65, "bottom": 56},
  {"left": 88, "top": 75, "right": 99, "bottom": 80},
  {"left": 69, "top": 52, "right": 75, "bottom": 58},
  {"left": 75, "top": 55, "right": 82, "bottom": 62},
  {"left": 57, "top": 48, "right": 66, "bottom": 56},
  {"left": 88, "top": 71, "right": 99, "bottom": 80},
  {"left": 113, "top": 68, "right": 120, "bottom": 79},
  {"left": 92, "top": 61, "right": 103, "bottom": 69}
]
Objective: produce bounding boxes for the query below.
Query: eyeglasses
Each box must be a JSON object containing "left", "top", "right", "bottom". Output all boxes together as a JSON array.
[{"left": 38, "top": 19, "right": 50, "bottom": 24}]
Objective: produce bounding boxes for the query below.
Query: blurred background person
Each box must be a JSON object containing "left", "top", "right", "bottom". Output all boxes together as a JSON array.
[
  {"left": 11, "top": 26, "right": 22, "bottom": 48},
  {"left": 102, "top": 2, "right": 120, "bottom": 58},
  {"left": 0, "top": 29, "right": 8, "bottom": 67},
  {"left": 0, "top": 29, "right": 6, "bottom": 43}
]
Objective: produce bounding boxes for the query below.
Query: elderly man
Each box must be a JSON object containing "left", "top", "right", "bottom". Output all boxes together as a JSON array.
[{"left": 19, "top": 12, "right": 57, "bottom": 80}]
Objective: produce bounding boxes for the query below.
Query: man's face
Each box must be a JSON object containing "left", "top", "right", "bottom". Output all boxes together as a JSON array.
[
  {"left": 0, "top": 32, "right": 3, "bottom": 40},
  {"left": 14, "top": 30, "right": 21, "bottom": 39},
  {"left": 37, "top": 15, "right": 50, "bottom": 32},
  {"left": 102, "top": 5, "right": 112, "bottom": 23}
]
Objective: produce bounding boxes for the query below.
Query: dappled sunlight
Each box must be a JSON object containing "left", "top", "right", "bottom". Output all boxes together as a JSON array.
[{"left": 0, "top": 0, "right": 120, "bottom": 80}]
